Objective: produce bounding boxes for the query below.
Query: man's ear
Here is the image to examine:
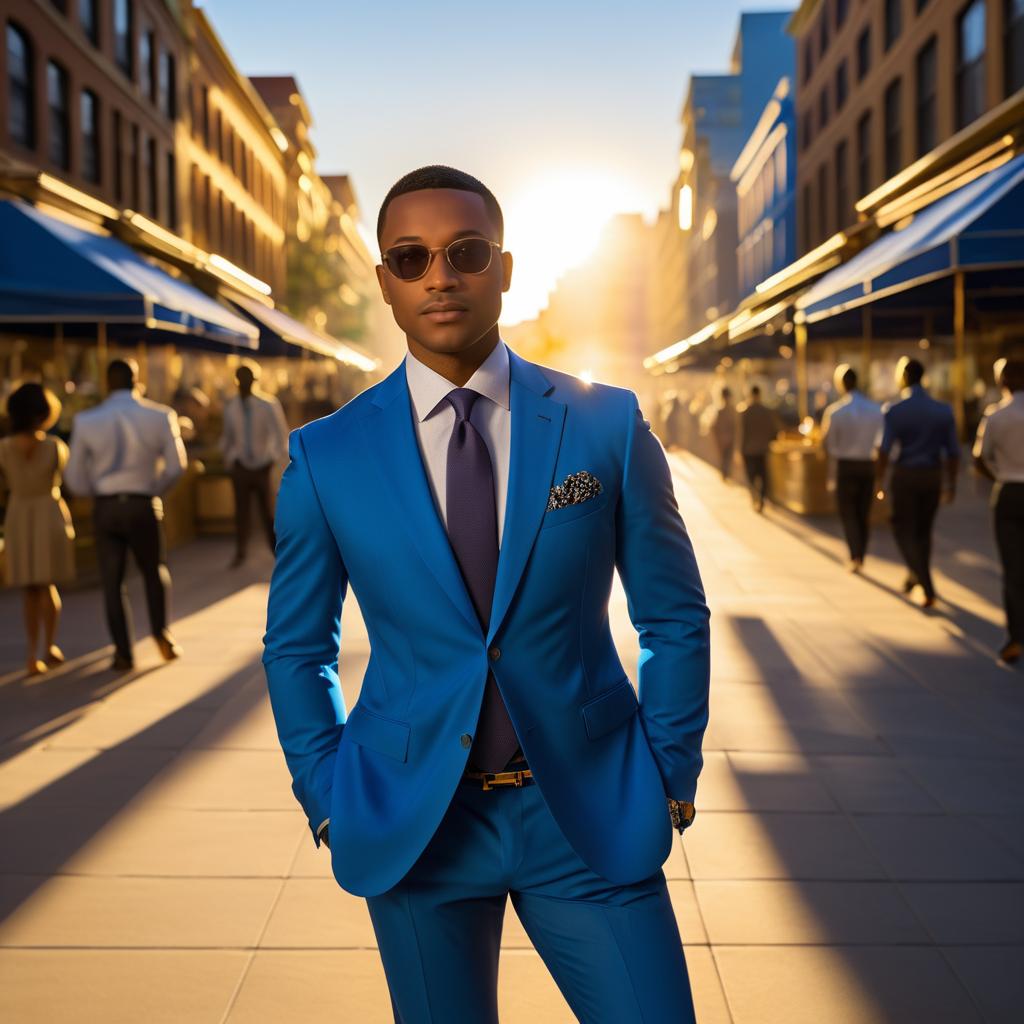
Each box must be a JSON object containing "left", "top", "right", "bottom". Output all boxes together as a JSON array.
[
  {"left": 500, "top": 251, "right": 513, "bottom": 293},
  {"left": 375, "top": 264, "right": 392, "bottom": 306}
]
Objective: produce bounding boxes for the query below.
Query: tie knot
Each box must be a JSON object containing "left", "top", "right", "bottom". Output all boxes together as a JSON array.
[{"left": 446, "top": 387, "right": 481, "bottom": 422}]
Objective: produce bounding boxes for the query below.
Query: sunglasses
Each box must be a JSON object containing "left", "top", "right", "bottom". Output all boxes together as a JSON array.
[{"left": 381, "top": 237, "right": 501, "bottom": 282}]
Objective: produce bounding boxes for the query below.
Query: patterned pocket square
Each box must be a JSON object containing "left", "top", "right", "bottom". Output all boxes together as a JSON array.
[{"left": 546, "top": 470, "right": 603, "bottom": 512}]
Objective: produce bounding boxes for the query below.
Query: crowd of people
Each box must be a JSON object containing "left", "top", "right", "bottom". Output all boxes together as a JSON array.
[{"left": 0, "top": 357, "right": 288, "bottom": 676}]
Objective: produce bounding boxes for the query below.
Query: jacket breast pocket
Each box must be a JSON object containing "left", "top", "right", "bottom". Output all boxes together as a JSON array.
[
  {"left": 540, "top": 490, "right": 610, "bottom": 530},
  {"left": 343, "top": 704, "right": 411, "bottom": 762},
  {"left": 579, "top": 677, "right": 638, "bottom": 740}
]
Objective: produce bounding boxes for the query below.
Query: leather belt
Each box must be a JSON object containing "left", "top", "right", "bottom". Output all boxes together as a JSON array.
[{"left": 461, "top": 754, "right": 534, "bottom": 791}]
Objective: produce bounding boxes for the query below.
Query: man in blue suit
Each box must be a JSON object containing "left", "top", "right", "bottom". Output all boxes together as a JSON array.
[{"left": 262, "top": 165, "right": 711, "bottom": 1023}]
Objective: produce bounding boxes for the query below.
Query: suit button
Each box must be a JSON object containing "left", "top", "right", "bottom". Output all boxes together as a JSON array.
[
  {"left": 460, "top": 733, "right": 472, "bottom": 748},
  {"left": 488, "top": 646, "right": 501, "bottom": 661}
]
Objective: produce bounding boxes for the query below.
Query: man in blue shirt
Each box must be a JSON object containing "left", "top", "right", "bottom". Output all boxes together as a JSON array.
[{"left": 875, "top": 357, "right": 960, "bottom": 607}]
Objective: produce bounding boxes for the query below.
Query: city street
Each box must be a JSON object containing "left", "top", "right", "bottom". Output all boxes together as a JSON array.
[{"left": 0, "top": 449, "right": 1022, "bottom": 1023}]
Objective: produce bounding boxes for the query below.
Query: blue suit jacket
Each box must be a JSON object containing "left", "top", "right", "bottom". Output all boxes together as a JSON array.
[{"left": 262, "top": 347, "right": 711, "bottom": 898}]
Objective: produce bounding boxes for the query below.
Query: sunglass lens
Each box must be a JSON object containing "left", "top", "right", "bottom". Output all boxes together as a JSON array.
[
  {"left": 448, "top": 238, "right": 494, "bottom": 274},
  {"left": 388, "top": 245, "right": 431, "bottom": 280}
]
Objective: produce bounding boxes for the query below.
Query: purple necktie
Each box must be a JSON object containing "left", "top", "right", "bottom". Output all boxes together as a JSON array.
[{"left": 445, "top": 388, "right": 520, "bottom": 772}]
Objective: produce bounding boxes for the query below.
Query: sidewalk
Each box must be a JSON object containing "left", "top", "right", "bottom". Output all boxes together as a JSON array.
[{"left": 0, "top": 451, "right": 1021, "bottom": 1023}]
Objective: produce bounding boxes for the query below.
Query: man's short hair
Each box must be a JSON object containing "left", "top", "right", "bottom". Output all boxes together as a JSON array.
[
  {"left": 376, "top": 165, "right": 504, "bottom": 248},
  {"left": 998, "top": 358, "right": 1024, "bottom": 393},
  {"left": 750, "top": 384, "right": 761, "bottom": 398},
  {"left": 107, "top": 358, "right": 137, "bottom": 390},
  {"left": 236, "top": 359, "right": 260, "bottom": 382},
  {"left": 901, "top": 357, "right": 925, "bottom": 386},
  {"left": 841, "top": 367, "right": 858, "bottom": 391},
  {"left": 721, "top": 386, "right": 732, "bottom": 400}
]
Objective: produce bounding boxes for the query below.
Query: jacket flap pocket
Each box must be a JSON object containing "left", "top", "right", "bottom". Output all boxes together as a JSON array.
[
  {"left": 580, "top": 678, "right": 638, "bottom": 740},
  {"left": 344, "top": 704, "right": 411, "bottom": 762}
]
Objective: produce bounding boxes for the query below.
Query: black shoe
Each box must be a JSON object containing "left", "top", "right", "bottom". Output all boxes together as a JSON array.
[
  {"left": 111, "top": 653, "right": 134, "bottom": 672},
  {"left": 902, "top": 575, "right": 918, "bottom": 594},
  {"left": 999, "top": 641, "right": 1021, "bottom": 664},
  {"left": 155, "top": 633, "right": 183, "bottom": 661}
]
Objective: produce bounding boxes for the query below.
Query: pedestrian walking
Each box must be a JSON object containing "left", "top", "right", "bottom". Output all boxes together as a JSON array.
[
  {"left": 876, "top": 357, "right": 960, "bottom": 608},
  {"left": 63, "top": 358, "right": 187, "bottom": 670},
  {"left": 820, "top": 365, "right": 884, "bottom": 571},
  {"left": 972, "top": 358, "right": 1024, "bottom": 664},
  {"left": 220, "top": 361, "right": 288, "bottom": 568},
  {"left": 0, "top": 384, "right": 76, "bottom": 676},
  {"left": 737, "top": 384, "right": 778, "bottom": 513},
  {"left": 262, "top": 165, "right": 710, "bottom": 1023},
  {"left": 709, "top": 386, "right": 737, "bottom": 481}
]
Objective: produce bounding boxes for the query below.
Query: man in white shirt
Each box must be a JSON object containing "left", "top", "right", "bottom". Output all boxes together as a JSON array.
[
  {"left": 220, "top": 360, "right": 289, "bottom": 568},
  {"left": 64, "top": 358, "right": 187, "bottom": 670},
  {"left": 973, "top": 358, "right": 1024, "bottom": 664},
  {"left": 820, "top": 364, "right": 884, "bottom": 572}
]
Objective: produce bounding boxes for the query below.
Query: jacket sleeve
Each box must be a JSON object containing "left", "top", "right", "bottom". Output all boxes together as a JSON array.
[
  {"left": 262, "top": 427, "right": 349, "bottom": 846},
  {"left": 614, "top": 392, "right": 711, "bottom": 802}
]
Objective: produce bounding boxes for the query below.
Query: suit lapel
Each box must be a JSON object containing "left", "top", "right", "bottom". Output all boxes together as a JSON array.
[
  {"left": 487, "top": 349, "right": 566, "bottom": 646},
  {"left": 361, "top": 362, "right": 480, "bottom": 635}
]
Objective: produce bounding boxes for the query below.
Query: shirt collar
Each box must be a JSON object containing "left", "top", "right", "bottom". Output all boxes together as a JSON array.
[
  {"left": 105, "top": 389, "right": 139, "bottom": 404},
  {"left": 405, "top": 339, "right": 510, "bottom": 422}
]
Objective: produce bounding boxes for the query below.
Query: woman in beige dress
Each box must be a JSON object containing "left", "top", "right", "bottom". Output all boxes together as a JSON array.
[{"left": 0, "top": 383, "right": 76, "bottom": 675}]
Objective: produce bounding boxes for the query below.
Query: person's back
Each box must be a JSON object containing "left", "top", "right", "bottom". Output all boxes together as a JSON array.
[
  {"left": 823, "top": 391, "right": 883, "bottom": 460},
  {"left": 738, "top": 400, "right": 777, "bottom": 456},
  {"left": 882, "top": 385, "right": 958, "bottom": 468}
]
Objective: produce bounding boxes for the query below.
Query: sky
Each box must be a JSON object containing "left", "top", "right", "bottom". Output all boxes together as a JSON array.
[{"left": 204, "top": 1, "right": 795, "bottom": 324}]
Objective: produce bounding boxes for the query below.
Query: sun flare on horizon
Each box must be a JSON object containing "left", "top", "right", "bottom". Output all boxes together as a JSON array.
[{"left": 498, "top": 169, "right": 648, "bottom": 327}]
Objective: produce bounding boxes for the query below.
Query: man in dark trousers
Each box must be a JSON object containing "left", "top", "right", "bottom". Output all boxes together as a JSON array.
[
  {"left": 821, "top": 365, "right": 884, "bottom": 571},
  {"left": 876, "top": 357, "right": 960, "bottom": 608},
  {"left": 973, "top": 358, "right": 1024, "bottom": 664},
  {"left": 262, "top": 165, "right": 711, "bottom": 1023},
  {"left": 737, "top": 384, "right": 777, "bottom": 513},
  {"left": 64, "top": 358, "right": 186, "bottom": 669}
]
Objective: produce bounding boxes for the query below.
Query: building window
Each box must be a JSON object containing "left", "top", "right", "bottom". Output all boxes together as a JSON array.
[
  {"left": 6, "top": 23, "right": 34, "bottom": 149},
  {"left": 884, "top": 78, "right": 902, "bottom": 180},
  {"left": 113, "top": 109, "right": 123, "bottom": 202},
  {"left": 837, "top": 0, "right": 849, "bottom": 28},
  {"left": 139, "top": 28, "right": 154, "bottom": 101},
  {"left": 857, "top": 110, "right": 872, "bottom": 197},
  {"left": 817, "top": 163, "right": 829, "bottom": 241},
  {"left": 114, "top": 0, "right": 133, "bottom": 79},
  {"left": 819, "top": 7, "right": 829, "bottom": 55},
  {"left": 802, "top": 42, "right": 813, "bottom": 85},
  {"left": 801, "top": 183, "right": 812, "bottom": 253},
  {"left": 158, "top": 48, "right": 175, "bottom": 118},
  {"left": 1009, "top": 0, "right": 1024, "bottom": 95},
  {"left": 800, "top": 111, "right": 812, "bottom": 151},
  {"left": 957, "top": 0, "right": 987, "bottom": 128},
  {"left": 857, "top": 26, "right": 871, "bottom": 80},
  {"left": 129, "top": 122, "right": 139, "bottom": 207},
  {"left": 79, "top": 0, "right": 99, "bottom": 45},
  {"left": 819, "top": 86, "right": 829, "bottom": 132},
  {"left": 835, "top": 139, "right": 849, "bottom": 228},
  {"left": 885, "top": 0, "right": 902, "bottom": 51},
  {"left": 47, "top": 61, "right": 70, "bottom": 170},
  {"left": 81, "top": 89, "right": 100, "bottom": 183},
  {"left": 201, "top": 85, "right": 210, "bottom": 146},
  {"left": 166, "top": 151, "right": 176, "bottom": 226},
  {"left": 916, "top": 37, "right": 938, "bottom": 157},
  {"left": 144, "top": 134, "right": 157, "bottom": 217},
  {"left": 835, "top": 60, "right": 848, "bottom": 110}
]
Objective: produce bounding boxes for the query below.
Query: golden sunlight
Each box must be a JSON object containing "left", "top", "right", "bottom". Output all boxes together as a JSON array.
[{"left": 499, "top": 168, "right": 646, "bottom": 326}]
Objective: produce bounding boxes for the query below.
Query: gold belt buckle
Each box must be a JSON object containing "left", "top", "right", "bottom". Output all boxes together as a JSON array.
[{"left": 479, "top": 768, "right": 531, "bottom": 791}]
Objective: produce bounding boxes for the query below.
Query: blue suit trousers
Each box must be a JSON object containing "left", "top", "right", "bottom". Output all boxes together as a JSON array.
[{"left": 365, "top": 779, "right": 697, "bottom": 1024}]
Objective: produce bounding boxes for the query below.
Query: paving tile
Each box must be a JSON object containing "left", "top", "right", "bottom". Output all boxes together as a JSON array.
[
  {"left": 684, "top": 813, "right": 886, "bottom": 880},
  {"left": 714, "top": 946, "right": 981, "bottom": 1024},
  {"left": 854, "top": 815, "right": 1024, "bottom": 881},
  {"left": 695, "top": 880, "right": 927, "bottom": 944},
  {"left": 684, "top": 945, "right": 733, "bottom": 1024},
  {"left": 141, "top": 749, "right": 296, "bottom": 810},
  {"left": 723, "top": 751, "right": 837, "bottom": 811},
  {"left": 943, "top": 946, "right": 1024, "bottom": 1024},
  {"left": 260, "top": 878, "right": 377, "bottom": 948},
  {"left": 899, "top": 883, "right": 1024, "bottom": 944},
  {"left": 0, "top": 875, "right": 280, "bottom": 947},
  {"left": 0, "top": 949, "right": 248, "bottom": 1023},
  {"left": 809, "top": 754, "right": 942, "bottom": 813},
  {"left": 900, "top": 757, "right": 1024, "bottom": 814}
]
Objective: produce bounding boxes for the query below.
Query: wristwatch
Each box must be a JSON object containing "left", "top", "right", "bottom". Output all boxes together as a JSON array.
[{"left": 667, "top": 799, "right": 696, "bottom": 834}]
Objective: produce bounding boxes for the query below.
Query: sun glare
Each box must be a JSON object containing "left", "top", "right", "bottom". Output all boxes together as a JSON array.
[{"left": 499, "top": 169, "right": 645, "bottom": 326}]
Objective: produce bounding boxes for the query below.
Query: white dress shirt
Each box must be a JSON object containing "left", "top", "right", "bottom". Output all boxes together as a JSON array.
[
  {"left": 404, "top": 338, "right": 512, "bottom": 547},
  {"left": 64, "top": 389, "right": 187, "bottom": 497},
  {"left": 974, "top": 392, "right": 1024, "bottom": 482},
  {"left": 821, "top": 390, "right": 884, "bottom": 461},
  {"left": 221, "top": 391, "right": 290, "bottom": 469}
]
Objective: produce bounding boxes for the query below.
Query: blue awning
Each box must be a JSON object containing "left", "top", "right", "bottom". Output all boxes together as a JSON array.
[
  {"left": 0, "top": 198, "right": 258, "bottom": 348},
  {"left": 228, "top": 294, "right": 377, "bottom": 370},
  {"left": 798, "top": 151, "right": 1024, "bottom": 323}
]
